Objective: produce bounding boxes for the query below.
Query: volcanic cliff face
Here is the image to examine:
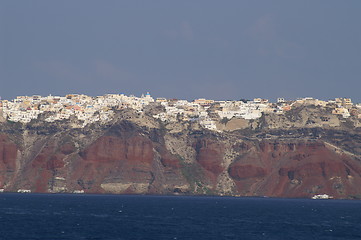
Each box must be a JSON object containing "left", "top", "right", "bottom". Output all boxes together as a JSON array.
[
  {"left": 228, "top": 140, "right": 361, "bottom": 198},
  {"left": 1, "top": 106, "right": 361, "bottom": 199},
  {"left": 0, "top": 134, "right": 18, "bottom": 187}
]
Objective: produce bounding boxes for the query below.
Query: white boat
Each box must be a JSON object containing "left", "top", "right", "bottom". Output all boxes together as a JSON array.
[
  {"left": 312, "top": 194, "right": 333, "bottom": 199},
  {"left": 17, "top": 189, "right": 31, "bottom": 193}
]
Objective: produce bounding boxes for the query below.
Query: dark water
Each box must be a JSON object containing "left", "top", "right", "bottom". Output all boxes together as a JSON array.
[{"left": 0, "top": 194, "right": 360, "bottom": 240}]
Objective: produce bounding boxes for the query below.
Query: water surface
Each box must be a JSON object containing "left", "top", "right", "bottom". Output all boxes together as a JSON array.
[{"left": 0, "top": 194, "right": 360, "bottom": 239}]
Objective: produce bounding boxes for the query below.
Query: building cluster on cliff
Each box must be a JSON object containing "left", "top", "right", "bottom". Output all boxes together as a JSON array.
[{"left": 0, "top": 93, "right": 360, "bottom": 131}]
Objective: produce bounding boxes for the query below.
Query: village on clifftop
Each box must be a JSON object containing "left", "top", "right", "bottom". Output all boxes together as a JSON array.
[{"left": 0, "top": 93, "right": 359, "bottom": 131}]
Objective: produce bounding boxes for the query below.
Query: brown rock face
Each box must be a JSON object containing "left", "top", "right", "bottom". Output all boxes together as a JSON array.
[
  {"left": 0, "top": 134, "right": 17, "bottom": 188},
  {"left": 158, "top": 146, "right": 181, "bottom": 169},
  {"left": 2, "top": 117, "right": 361, "bottom": 199},
  {"left": 60, "top": 143, "right": 76, "bottom": 155},
  {"left": 71, "top": 135, "right": 155, "bottom": 192},
  {"left": 0, "top": 135, "right": 17, "bottom": 170},
  {"left": 228, "top": 140, "right": 361, "bottom": 198},
  {"left": 69, "top": 129, "right": 185, "bottom": 194},
  {"left": 79, "top": 135, "right": 154, "bottom": 164},
  {"left": 2, "top": 121, "right": 189, "bottom": 195},
  {"left": 228, "top": 164, "right": 267, "bottom": 180},
  {"left": 20, "top": 139, "right": 72, "bottom": 192},
  {"left": 194, "top": 139, "right": 224, "bottom": 176}
]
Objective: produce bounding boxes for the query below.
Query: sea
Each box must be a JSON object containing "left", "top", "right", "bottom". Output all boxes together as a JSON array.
[{"left": 0, "top": 194, "right": 360, "bottom": 240}]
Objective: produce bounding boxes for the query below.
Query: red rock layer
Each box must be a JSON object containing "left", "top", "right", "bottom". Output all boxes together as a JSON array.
[
  {"left": 69, "top": 135, "right": 155, "bottom": 192},
  {"left": 2, "top": 127, "right": 361, "bottom": 199},
  {"left": 0, "top": 134, "right": 17, "bottom": 188},
  {"left": 19, "top": 140, "right": 76, "bottom": 192},
  {"left": 228, "top": 140, "right": 361, "bottom": 199},
  {"left": 194, "top": 139, "right": 225, "bottom": 182},
  {"left": 69, "top": 134, "right": 185, "bottom": 194}
]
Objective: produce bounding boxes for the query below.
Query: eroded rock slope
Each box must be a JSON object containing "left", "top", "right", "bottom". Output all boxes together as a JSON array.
[{"left": 1, "top": 106, "right": 361, "bottom": 199}]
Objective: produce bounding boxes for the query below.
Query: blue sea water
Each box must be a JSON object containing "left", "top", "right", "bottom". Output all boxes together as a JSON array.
[{"left": 0, "top": 194, "right": 360, "bottom": 240}]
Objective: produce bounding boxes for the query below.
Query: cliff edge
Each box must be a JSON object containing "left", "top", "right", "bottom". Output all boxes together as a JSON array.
[{"left": 1, "top": 104, "right": 361, "bottom": 199}]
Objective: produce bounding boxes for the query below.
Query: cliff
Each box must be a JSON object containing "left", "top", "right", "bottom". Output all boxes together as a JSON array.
[{"left": 1, "top": 105, "right": 361, "bottom": 199}]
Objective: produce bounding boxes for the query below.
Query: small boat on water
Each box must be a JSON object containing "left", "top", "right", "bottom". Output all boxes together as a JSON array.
[{"left": 311, "top": 194, "right": 333, "bottom": 199}]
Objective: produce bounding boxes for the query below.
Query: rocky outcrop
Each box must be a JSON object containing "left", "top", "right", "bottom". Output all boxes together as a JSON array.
[
  {"left": 194, "top": 139, "right": 225, "bottom": 177},
  {"left": 227, "top": 140, "right": 361, "bottom": 199},
  {"left": 1, "top": 107, "right": 361, "bottom": 199}
]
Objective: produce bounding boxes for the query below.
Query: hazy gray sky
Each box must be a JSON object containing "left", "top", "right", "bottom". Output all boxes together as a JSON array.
[{"left": 1, "top": 1, "right": 360, "bottom": 102}]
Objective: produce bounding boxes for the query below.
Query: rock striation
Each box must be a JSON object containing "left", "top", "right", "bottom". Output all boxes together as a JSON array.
[{"left": 1, "top": 104, "right": 361, "bottom": 199}]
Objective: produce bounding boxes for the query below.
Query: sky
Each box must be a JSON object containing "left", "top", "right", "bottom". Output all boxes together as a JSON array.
[{"left": 1, "top": 1, "right": 361, "bottom": 102}]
